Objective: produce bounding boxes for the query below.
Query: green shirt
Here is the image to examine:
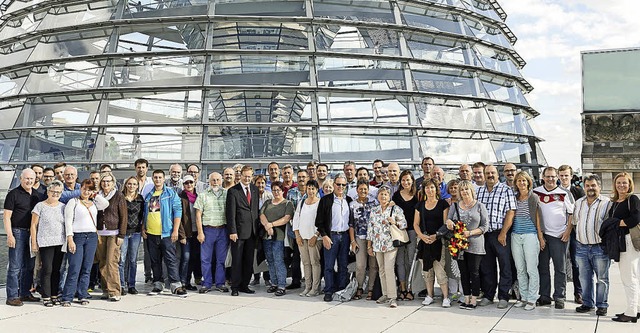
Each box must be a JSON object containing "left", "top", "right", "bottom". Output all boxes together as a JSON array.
[{"left": 194, "top": 187, "right": 227, "bottom": 227}]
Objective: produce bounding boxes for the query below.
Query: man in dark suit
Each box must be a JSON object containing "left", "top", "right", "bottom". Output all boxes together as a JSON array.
[{"left": 226, "top": 165, "right": 260, "bottom": 296}]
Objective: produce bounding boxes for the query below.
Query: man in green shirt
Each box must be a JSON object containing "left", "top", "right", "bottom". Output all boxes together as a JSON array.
[{"left": 195, "top": 172, "right": 229, "bottom": 293}]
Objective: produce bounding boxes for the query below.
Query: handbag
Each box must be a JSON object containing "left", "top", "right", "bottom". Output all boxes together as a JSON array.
[{"left": 389, "top": 207, "right": 410, "bottom": 247}]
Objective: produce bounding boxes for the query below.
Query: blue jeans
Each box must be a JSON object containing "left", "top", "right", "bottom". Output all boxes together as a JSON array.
[
  {"left": 62, "top": 232, "right": 98, "bottom": 302},
  {"left": 147, "top": 234, "right": 181, "bottom": 290},
  {"left": 263, "top": 238, "right": 287, "bottom": 289},
  {"left": 323, "top": 232, "right": 350, "bottom": 295},
  {"left": 119, "top": 232, "right": 142, "bottom": 288},
  {"left": 575, "top": 242, "right": 611, "bottom": 308},
  {"left": 6, "top": 228, "right": 35, "bottom": 299},
  {"left": 201, "top": 227, "right": 229, "bottom": 288},
  {"left": 511, "top": 233, "right": 540, "bottom": 303},
  {"left": 179, "top": 237, "right": 192, "bottom": 285}
]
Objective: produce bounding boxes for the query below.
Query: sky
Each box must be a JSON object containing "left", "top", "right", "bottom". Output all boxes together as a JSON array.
[{"left": 501, "top": 0, "right": 640, "bottom": 173}]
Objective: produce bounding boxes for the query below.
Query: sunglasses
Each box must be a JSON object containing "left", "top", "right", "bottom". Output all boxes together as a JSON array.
[
  {"left": 334, "top": 183, "right": 346, "bottom": 187},
  {"left": 184, "top": 181, "right": 194, "bottom": 185}
]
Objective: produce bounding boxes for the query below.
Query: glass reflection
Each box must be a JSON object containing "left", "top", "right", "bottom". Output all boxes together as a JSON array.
[
  {"left": 10, "top": 128, "right": 98, "bottom": 162},
  {"left": 102, "top": 126, "right": 201, "bottom": 161},
  {"left": 105, "top": 90, "right": 202, "bottom": 124}
]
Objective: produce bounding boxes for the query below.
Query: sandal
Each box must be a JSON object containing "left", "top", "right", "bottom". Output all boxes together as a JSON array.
[
  {"left": 405, "top": 291, "right": 414, "bottom": 301},
  {"left": 366, "top": 290, "right": 374, "bottom": 301},
  {"left": 52, "top": 297, "right": 61, "bottom": 306},
  {"left": 61, "top": 301, "right": 71, "bottom": 307},
  {"left": 396, "top": 291, "right": 405, "bottom": 301},
  {"left": 78, "top": 299, "right": 90, "bottom": 305},
  {"left": 43, "top": 298, "right": 54, "bottom": 307},
  {"left": 353, "top": 288, "right": 363, "bottom": 300}
]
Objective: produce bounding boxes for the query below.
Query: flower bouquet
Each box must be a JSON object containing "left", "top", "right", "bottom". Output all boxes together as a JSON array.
[{"left": 447, "top": 221, "right": 469, "bottom": 259}]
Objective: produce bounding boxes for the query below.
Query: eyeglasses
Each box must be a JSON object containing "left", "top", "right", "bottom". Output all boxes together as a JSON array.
[
  {"left": 334, "top": 183, "right": 346, "bottom": 187},
  {"left": 43, "top": 175, "right": 55, "bottom": 178},
  {"left": 48, "top": 190, "right": 62, "bottom": 195}
]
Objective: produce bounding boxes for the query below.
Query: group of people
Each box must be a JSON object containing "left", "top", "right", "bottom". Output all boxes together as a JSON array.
[{"left": 4, "top": 158, "right": 640, "bottom": 323}]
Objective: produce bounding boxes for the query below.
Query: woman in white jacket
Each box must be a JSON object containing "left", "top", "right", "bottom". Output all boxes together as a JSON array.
[
  {"left": 60, "top": 179, "right": 109, "bottom": 306},
  {"left": 293, "top": 180, "right": 321, "bottom": 297}
]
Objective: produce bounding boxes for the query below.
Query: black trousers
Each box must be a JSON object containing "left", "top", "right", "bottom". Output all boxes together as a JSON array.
[
  {"left": 458, "top": 253, "right": 483, "bottom": 297},
  {"left": 40, "top": 245, "right": 64, "bottom": 298},
  {"left": 230, "top": 237, "right": 256, "bottom": 290},
  {"left": 480, "top": 231, "right": 513, "bottom": 301}
]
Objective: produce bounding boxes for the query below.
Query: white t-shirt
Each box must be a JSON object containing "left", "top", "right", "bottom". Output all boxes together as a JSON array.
[
  {"left": 292, "top": 200, "right": 320, "bottom": 239},
  {"left": 533, "top": 185, "right": 574, "bottom": 238}
]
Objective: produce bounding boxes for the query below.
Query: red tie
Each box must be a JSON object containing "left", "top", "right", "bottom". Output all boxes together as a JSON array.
[{"left": 246, "top": 186, "right": 251, "bottom": 204}]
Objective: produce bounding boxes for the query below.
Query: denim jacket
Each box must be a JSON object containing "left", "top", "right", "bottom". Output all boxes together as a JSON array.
[{"left": 143, "top": 185, "right": 182, "bottom": 238}]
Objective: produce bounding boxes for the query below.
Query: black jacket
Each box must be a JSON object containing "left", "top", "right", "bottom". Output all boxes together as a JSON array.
[
  {"left": 599, "top": 216, "right": 624, "bottom": 262},
  {"left": 226, "top": 183, "right": 260, "bottom": 240},
  {"left": 315, "top": 193, "right": 354, "bottom": 237}
]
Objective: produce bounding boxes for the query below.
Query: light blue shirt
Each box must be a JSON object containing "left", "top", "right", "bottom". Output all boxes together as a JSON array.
[{"left": 331, "top": 196, "right": 350, "bottom": 232}]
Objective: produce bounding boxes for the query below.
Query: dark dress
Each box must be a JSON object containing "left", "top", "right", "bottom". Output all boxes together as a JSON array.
[{"left": 416, "top": 199, "right": 450, "bottom": 271}]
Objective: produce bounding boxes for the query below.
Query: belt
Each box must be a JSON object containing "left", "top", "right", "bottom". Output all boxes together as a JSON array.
[
  {"left": 331, "top": 230, "right": 348, "bottom": 235},
  {"left": 204, "top": 225, "right": 225, "bottom": 229}
]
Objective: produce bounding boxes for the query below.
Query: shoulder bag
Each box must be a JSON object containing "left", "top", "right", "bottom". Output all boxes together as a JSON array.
[{"left": 389, "top": 206, "right": 410, "bottom": 247}]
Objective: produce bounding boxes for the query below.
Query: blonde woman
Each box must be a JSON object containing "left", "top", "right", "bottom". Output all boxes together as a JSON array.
[
  {"left": 609, "top": 172, "right": 640, "bottom": 323},
  {"left": 96, "top": 172, "right": 127, "bottom": 301}
]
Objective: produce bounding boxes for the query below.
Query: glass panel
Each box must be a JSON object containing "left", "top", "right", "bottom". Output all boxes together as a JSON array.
[
  {"left": 317, "top": 68, "right": 405, "bottom": 90},
  {"left": 20, "top": 59, "right": 105, "bottom": 94},
  {"left": 108, "top": 55, "right": 205, "bottom": 87},
  {"left": 0, "top": 11, "right": 46, "bottom": 41},
  {"left": 211, "top": 55, "right": 310, "bottom": 86},
  {"left": 204, "top": 125, "right": 312, "bottom": 160},
  {"left": 318, "top": 127, "right": 412, "bottom": 161},
  {"left": 315, "top": 1, "right": 394, "bottom": 23},
  {"left": 14, "top": 100, "right": 99, "bottom": 128},
  {"left": 124, "top": 0, "right": 208, "bottom": 17},
  {"left": 0, "top": 131, "right": 19, "bottom": 164},
  {"left": 102, "top": 126, "right": 201, "bottom": 161},
  {"left": 0, "top": 106, "right": 21, "bottom": 130},
  {"left": 418, "top": 136, "right": 496, "bottom": 164},
  {"left": 415, "top": 97, "right": 493, "bottom": 131},
  {"left": 37, "top": 2, "right": 117, "bottom": 31},
  {"left": 459, "top": 0, "right": 502, "bottom": 21},
  {"left": 213, "top": 0, "right": 305, "bottom": 17},
  {"left": 318, "top": 94, "right": 409, "bottom": 125},
  {"left": 583, "top": 49, "right": 640, "bottom": 111},
  {"left": 10, "top": 128, "right": 98, "bottom": 162},
  {"left": 0, "top": 74, "right": 27, "bottom": 98},
  {"left": 486, "top": 105, "right": 515, "bottom": 133},
  {"left": 411, "top": 66, "right": 482, "bottom": 97},
  {"left": 104, "top": 90, "right": 203, "bottom": 124},
  {"left": 117, "top": 23, "right": 206, "bottom": 52},
  {"left": 490, "top": 138, "right": 532, "bottom": 164},
  {"left": 317, "top": 57, "right": 401, "bottom": 70},
  {"left": 513, "top": 112, "right": 535, "bottom": 136},
  {"left": 482, "top": 81, "right": 529, "bottom": 106},
  {"left": 206, "top": 90, "right": 309, "bottom": 123},
  {"left": 212, "top": 22, "right": 309, "bottom": 50},
  {"left": 28, "top": 29, "right": 111, "bottom": 62},
  {"left": 0, "top": 47, "right": 36, "bottom": 68},
  {"left": 405, "top": 32, "right": 467, "bottom": 65},
  {"left": 400, "top": 5, "right": 462, "bottom": 33},
  {"left": 473, "top": 44, "right": 522, "bottom": 77},
  {"left": 463, "top": 18, "right": 512, "bottom": 49},
  {"left": 315, "top": 26, "right": 400, "bottom": 56}
]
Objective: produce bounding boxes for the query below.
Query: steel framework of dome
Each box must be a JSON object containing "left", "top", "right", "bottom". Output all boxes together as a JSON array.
[{"left": 0, "top": 0, "right": 546, "bottom": 177}]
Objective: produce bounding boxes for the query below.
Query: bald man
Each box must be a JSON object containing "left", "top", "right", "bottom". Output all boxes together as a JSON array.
[
  {"left": 4, "top": 169, "right": 41, "bottom": 306},
  {"left": 60, "top": 166, "right": 81, "bottom": 204},
  {"left": 431, "top": 166, "right": 451, "bottom": 202},
  {"left": 195, "top": 172, "right": 229, "bottom": 293},
  {"left": 383, "top": 163, "right": 401, "bottom": 197}
]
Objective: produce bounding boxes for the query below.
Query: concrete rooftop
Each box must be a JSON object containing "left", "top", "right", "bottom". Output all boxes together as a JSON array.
[{"left": 0, "top": 262, "right": 637, "bottom": 333}]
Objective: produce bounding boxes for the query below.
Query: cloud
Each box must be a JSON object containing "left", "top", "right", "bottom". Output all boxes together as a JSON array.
[{"left": 498, "top": 0, "right": 640, "bottom": 170}]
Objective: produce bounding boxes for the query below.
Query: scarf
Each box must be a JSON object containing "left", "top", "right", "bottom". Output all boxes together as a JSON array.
[
  {"left": 100, "top": 188, "right": 116, "bottom": 201},
  {"left": 185, "top": 190, "right": 197, "bottom": 204}
]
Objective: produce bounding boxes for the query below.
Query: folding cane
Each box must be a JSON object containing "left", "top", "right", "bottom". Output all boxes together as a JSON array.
[{"left": 406, "top": 238, "right": 421, "bottom": 291}]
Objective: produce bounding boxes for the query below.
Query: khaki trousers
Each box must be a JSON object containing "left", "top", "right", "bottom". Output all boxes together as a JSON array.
[
  {"left": 376, "top": 248, "right": 398, "bottom": 299},
  {"left": 97, "top": 235, "right": 122, "bottom": 296},
  {"left": 299, "top": 239, "right": 322, "bottom": 293},
  {"left": 355, "top": 238, "right": 378, "bottom": 290}
]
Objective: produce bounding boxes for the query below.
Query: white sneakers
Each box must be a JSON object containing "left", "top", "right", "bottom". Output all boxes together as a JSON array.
[
  {"left": 422, "top": 295, "right": 434, "bottom": 306},
  {"left": 442, "top": 297, "right": 452, "bottom": 308}
]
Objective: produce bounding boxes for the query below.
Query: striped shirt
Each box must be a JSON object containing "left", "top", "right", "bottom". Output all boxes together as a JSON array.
[
  {"left": 476, "top": 182, "right": 516, "bottom": 232},
  {"left": 513, "top": 199, "right": 537, "bottom": 234},
  {"left": 572, "top": 195, "right": 611, "bottom": 245}
]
